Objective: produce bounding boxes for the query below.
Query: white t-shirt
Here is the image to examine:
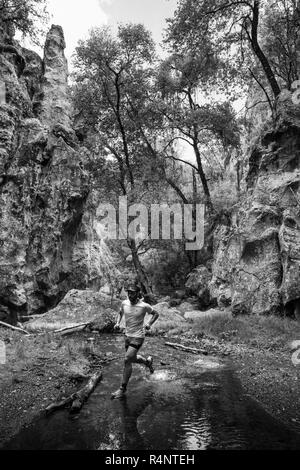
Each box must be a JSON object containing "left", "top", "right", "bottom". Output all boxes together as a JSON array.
[{"left": 121, "top": 299, "right": 154, "bottom": 338}]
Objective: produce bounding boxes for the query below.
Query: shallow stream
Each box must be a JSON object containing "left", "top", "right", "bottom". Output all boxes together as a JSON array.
[{"left": 2, "top": 335, "right": 300, "bottom": 450}]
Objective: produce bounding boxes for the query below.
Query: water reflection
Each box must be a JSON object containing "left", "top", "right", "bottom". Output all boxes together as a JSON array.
[
  {"left": 116, "top": 397, "right": 151, "bottom": 450},
  {"left": 149, "top": 370, "right": 177, "bottom": 381},
  {"left": 180, "top": 409, "right": 212, "bottom": 450}
]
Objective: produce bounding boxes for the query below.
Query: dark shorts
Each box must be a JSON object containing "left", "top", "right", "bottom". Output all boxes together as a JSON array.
[{"left": 125, "top": 336, "right": 144, "bottom": 352}]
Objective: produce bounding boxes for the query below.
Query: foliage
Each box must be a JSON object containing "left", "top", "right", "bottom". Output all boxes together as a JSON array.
[
  {"left": 73, "top": 24, "right": 183, "bottom": 292},
  {"left": 165, "top": 0, "right": 300, "bottom": 104},
  {"left": 0, "top": 0, "right": 49, "bottom": 44},
  {"left": 156, "top": 51, "right": 241, "bottom": 207},
  {"left": 262, "top": 0, "right": 300, "bottom": 89},
  {"left": 73, "top": 24, "right": 159, "bottom": 197}
]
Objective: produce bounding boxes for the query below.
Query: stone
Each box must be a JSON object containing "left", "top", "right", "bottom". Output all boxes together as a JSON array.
[
  {"left": 184, "top": 308, "right": 228, "bottom": 321},
  {"left": 174, "top": 290, "right": 186, "bottom": 299},
  {"left": 99, "top": 284, "right": 112, "bottom": 296},
  {"left": 279, "top": 209, "right": 300, "bottom": 307},
  {"left": 210, "top": 92, "right": 300, "bottom": 316},
  {"left": 185, "top": 265, "right": 212, "bottom": 308},
  {"left": 168, "top": 298, "right": 182, "bottom": 307},
  {"left": 147, "top": 302, "right": 186, "bottom": 333},
  {"left": 0, "top": 25, "right": 114, "bottom": 320},
  {"left": 25, "top": 289, "right": 121, "bottom": 332},
  {"left": 177, "top": 301, "right": 196, "bottom": 314}
]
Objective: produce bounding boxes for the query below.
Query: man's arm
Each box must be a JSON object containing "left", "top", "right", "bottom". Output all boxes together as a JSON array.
[{"left": 145, "top": 309, "right": 159, "bottom": 330}]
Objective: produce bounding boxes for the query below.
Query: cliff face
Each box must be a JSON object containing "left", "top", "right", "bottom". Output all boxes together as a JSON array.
[
  {"left": 0, "top": 25, "right": 105, "bottom": 322},
  {"left": 210, "top": 93, "right": 300, "bottom": 317}
]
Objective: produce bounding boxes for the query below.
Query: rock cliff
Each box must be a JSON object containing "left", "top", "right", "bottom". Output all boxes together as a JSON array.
[
  {"left": 210, "top": 93, "right": 300, "bottom": 317},
  {"left": 0, "top": 25, "right": 107, "bottom": 322}
]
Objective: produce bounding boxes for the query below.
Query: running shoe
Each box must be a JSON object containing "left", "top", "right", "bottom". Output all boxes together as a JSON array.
[{"left": 146, "top": 356, "right": 154, "bottom": 374}]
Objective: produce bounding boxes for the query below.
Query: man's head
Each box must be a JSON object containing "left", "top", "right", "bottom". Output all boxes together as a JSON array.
[{"left": 126, "top": 284, "right": 141, "bottom": 304}]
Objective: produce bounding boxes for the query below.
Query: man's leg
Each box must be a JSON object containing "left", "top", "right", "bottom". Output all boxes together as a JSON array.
[
  {"left": 131, "top": 341, "right": 154, "bottom": 373},
  {"left": 122, "top": 346, "right": 138, "bottom": 386},
  {"left": 134, "top": 353, "right": 154, "bottom": 374},
  {"left": 112, "top": 341, "right": 154, "bottom": 398},
  {"left": 112, "top": 346, "right": 137, "bottom": 399}
]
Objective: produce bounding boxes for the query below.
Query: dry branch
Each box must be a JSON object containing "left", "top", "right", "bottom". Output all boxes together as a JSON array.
[
  {"left": 0, "top": 320, "right": 30, "bottom": 335},
  {"left": 53, "top": 323, "right": 91, "bottom": 335},
  {"left": 165, "top": 342, "right": 207, "bottom": 355}
]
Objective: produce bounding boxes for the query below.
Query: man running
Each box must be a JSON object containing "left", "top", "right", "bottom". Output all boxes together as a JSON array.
[{"left": 111, "top": 284, "right": 159, "bottom": 399}]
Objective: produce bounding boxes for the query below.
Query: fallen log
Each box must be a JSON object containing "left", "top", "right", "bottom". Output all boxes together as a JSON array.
[
  {"left": 45, "top": 370, "right": 103, "bottom": 415},
  {"left": 53, "top": 323, "right": 91, "bottom": 335},
  {"left": 165, "top": 342, "right": 207, "bottom": 355},
  {"left": 70, "top": 370, "right": 103, "bottom": 413},
  {"left": 45, "top": 395, "right": 75, "bottom": 414},
  {"left": 0, "top": 320, "right": 30, "bottom": 335}
]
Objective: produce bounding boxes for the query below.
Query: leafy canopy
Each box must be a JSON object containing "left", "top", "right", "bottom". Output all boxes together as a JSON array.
[{"left": 0, "top": 0, "right": 49, "bottom": 44}]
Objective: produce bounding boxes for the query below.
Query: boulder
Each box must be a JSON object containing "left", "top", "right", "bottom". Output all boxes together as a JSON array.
[
  {"left": 184, "top": 308, "right": 227, "bottom": 321},
  {"left": 168, "top": 298, "right": 182, "bottom": 307},
  {"left": 25, "top": 289, "right": 121, "bottom": 332},
  {"left": 177, "top": 301, "right": 197, "bottom": 314},
  {"left": 147, "top": 302, "right": 186, "bottom": 333},
  {"left": 210, "top": 93, "right": 300, "bottom": 316},
  {"left": 159, "top": 296, "right": 171, "bottom": 303},
  {"left": 185, "top": 265, "right": 212, "bottom": 307}
]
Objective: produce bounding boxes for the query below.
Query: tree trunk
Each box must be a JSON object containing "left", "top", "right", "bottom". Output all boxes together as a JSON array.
[
  {"left": 127, "top": 238, "right": 153, "bottom": 296},
  {"left": 165, "top": 177, "right": 189, "bottom": 205},
  {"left": 250, "top": 0, "right": 281, "bottom": 98},
  {"left": 185, "top": 249, "right": 195, "bottom": 269},
  {"left": 236, "top": 159, "right": 241, "bottom": 198},
  {"left": 192, "top": 169, "right": 199, "bottom": 266},
  {"left": 193, "top": 141, "right": 213, "bottom": 211}
]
